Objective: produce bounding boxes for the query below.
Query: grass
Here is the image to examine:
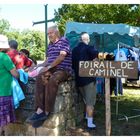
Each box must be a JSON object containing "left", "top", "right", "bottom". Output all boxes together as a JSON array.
[
  {"left": 95, "top": 86, "right": 140, "bottom": 136},
  {"left": 66, "top": 86, "right": 140, "bottom": 136}
]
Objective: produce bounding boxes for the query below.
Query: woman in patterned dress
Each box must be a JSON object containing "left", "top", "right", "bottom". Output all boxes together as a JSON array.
[{"left": 0, "top": 34, "right": 19, "bottom": 135}]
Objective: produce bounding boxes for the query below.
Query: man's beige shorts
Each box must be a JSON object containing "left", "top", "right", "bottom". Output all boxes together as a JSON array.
[{"left": 79, "top": 82, "right": 96, "bottom": 106}]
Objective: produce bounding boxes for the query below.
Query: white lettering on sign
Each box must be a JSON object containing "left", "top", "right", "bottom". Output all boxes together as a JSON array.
[
  {"left": 121, "top": 61, "right": 134, "bottom": 69},
  {"left": 79, "top": 61, "right": 84, "bottom": 68},
  {"left": 94, "top": 61, "right": 99, "bottom": 68},
  {"left": 88, "top": 68, "right": 128, "bottom": 78},
  {"left": 110, "top": 62, "right": 115, "bottom": 69},
  {"left": 85, "top": 61, "right": 89, "bottom": 68},
  {"left": 128, "top": 61, "right": 133, "bottom": 69},
  {"left": 100, "top": 61, "right": 105, "bottom": 68},
  {"left": 80, "top": 61, "right": 121, "bottom": 69},
  {"left": 79, "top": 61, "right": 138, "bottom": 78}
]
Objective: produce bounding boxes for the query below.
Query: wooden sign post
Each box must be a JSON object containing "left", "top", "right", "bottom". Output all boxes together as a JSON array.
[
  {"left": 105, "top": 78, "right": 111, "bottom": 136},
  {"left": 79, "top": 60, "right": 138, "bottom": 136}
]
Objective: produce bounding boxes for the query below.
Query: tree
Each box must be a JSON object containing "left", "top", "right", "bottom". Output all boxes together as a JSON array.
[
  {"left": 54, "top": 4, "right": 140, "bottom": 35},
  {"left": 0, "top": 19, "right": 45, "bottom": 60},
  {"left": 0, "top": 19, "right": 10, "bottom": 34},
  {"left": 20, "top": 30, "right": 45, "bottom": 60}
]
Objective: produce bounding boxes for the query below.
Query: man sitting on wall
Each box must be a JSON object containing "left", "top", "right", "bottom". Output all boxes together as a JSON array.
[{"left": 28, "top": 25, "right": 72, "bottom": 124}]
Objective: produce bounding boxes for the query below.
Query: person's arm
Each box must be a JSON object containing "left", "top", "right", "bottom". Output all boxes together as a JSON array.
[
  {"left": 37, "top": 59, "right": 48, "bottom": 67},
  {"left": 50, "top": 51, "right": 67, "bottom": 68},
  {"left": 39, "top": 51, "right": 67, "bottom": 73},
  {"left": 40, "top": 38, "right": 70, "bottom": 73},
  {"left": 3, "top": 53, "right": 19, "bottom": 78},
  {"left": 28, "top": 58, "right": 48, "bottom": 72},
  {"left": 87, "top": 45, "right": 108, "bottom": 60},
  {"left": 10, "top": 67, "right": 19, "bottom": 78}
]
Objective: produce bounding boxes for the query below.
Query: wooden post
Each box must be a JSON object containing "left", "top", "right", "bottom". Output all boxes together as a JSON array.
[{"left": 105, "top": 78, "right": 111, "bottom": 136}]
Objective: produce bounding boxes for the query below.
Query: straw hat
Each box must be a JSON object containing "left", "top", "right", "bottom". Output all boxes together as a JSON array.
[{"left": 0, "top": 34, "right": 9, "bottom": 49}]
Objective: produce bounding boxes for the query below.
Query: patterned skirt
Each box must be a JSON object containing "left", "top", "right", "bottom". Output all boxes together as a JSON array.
[{"left": 0, "top": 96, "right": 16, "bottom": 127}]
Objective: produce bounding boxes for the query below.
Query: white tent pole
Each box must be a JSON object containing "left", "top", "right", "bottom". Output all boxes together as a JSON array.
[{"left": 116, "top": 43, "right": 120, "bottom": 116}]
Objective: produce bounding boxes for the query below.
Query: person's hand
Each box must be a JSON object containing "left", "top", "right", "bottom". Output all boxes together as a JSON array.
[
  {"left": 105, "top": 53, "right": 115, "bottom": 60},
  {"left": 98, "top": 52, "right": 104, "bottom": 59},
  {"left": 103, "top": 52, "right": 109, "bottom": 59},
  {"left": 28, "top": 65, "right": 37, "bottom": 72},
  {"left": 39, "top": 65, "right": 52, "bottom": 75},
  {"left": 39, "top": 67, "right": 48, "bottom": 74},
  {"left": 98, "top": 52, "right": 109, "bottom": 60}
]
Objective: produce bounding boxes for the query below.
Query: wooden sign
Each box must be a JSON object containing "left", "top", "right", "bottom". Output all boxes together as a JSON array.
[
  {"left": 79, "top": 60, "right": 138, "bottom": 79},
  {"left": 79, "top": 60, "right": 138, "bottom": 136}
]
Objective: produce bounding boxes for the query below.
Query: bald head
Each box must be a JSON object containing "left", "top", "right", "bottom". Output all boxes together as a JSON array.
[
  {"left": 81, "top": 33, "right": 90, "bottom": 45},
  {"left": 48, "top": 25, "right": 58, "bottom": 31}
]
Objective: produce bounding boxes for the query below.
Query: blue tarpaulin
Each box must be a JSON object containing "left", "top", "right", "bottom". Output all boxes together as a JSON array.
[{"left": 65, "top": 22, "right": 140, "bottom": 52}]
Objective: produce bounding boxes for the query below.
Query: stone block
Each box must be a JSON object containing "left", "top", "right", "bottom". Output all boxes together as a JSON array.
[
  {"left": 66, "top": 119, "right": 76, "bottom": 130},
  {"left": 57, "top": 81, "right": 72, "bottom": 94},
  {"left": 53, "top": 95, "right": 65, "bottom": 113},
  {"left": 24, "top": 78, "right": 36, "bottom": 95},
  {"left": 42, "top": 113, "right": 66, "bottom": 129},
  {"left": 65, "top": 107, "right": 76, "bottom": 120},
  {"left": 36, "top": 123, "right": 66, "bottom": 136},
  {"left": 64, "top": 93, "right": 74, "bottom": 109},
  {"left": 20, "top": 95, "right": 35, "bottom": 110},
  {"left": 5, "top": 123, "right": 36, "bottom": 136},
  {"left": 14, "top": 109, "right": 34, "bottom": 123},
  {"left": 5, "top": 78, "right": 78, "bottom": 136}
]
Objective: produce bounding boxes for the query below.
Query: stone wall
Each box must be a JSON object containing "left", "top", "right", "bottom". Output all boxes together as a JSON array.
[{"left": 5, "top": 78, "right": 85, "bottom": 136}]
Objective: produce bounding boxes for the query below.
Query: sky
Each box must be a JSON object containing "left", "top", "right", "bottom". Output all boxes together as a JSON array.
[
  {"left": 0, "top": 0, "right": 140, "bottom": 32},
  {"left": 0, "top": 4, "right": 62, "bottom": 32}
]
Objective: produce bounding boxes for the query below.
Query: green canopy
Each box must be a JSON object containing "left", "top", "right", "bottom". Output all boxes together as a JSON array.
[{"left": 65, "top": 22, "right": 140, "bottom": 52}]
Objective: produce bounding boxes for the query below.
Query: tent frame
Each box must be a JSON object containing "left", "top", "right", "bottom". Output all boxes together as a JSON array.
[{"left": 116, "top": 42, "right": 140, "bottom": 121}]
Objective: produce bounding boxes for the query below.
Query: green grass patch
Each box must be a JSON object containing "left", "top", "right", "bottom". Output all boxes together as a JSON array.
[{"left": 94, "top": 86, "right": 140, "bottom": 136}]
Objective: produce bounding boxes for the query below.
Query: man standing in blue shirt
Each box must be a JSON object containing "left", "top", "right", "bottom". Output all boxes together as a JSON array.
[{"left": 72, "top": 33, "right": 105, "bottom": 130}]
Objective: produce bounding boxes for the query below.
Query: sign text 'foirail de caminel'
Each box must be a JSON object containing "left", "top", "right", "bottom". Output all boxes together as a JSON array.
[{"left": 79, "top": 61, "right": 138, "bottom": 79}]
